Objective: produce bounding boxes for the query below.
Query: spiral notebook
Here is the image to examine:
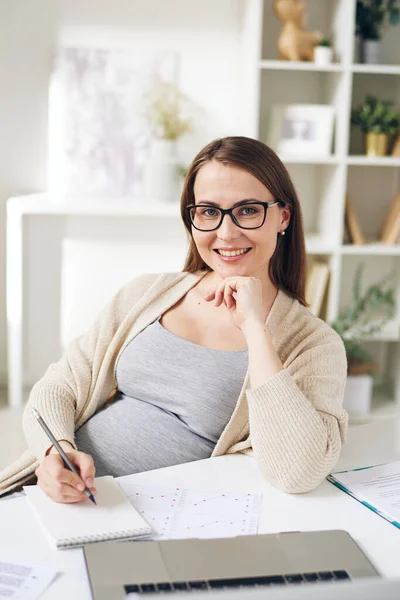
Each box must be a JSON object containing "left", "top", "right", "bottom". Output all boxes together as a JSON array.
[{"left": 23, "top": 475, "right": 152, "bottom": 549}]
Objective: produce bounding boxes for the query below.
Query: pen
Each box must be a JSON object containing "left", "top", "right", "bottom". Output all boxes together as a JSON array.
[{"left": 32, "top": 408, "right": 97, "bottom": 505}]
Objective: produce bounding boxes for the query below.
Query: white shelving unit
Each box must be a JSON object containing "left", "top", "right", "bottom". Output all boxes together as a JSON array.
[
  {"left": 6, "top": 0, "right": 400, "bottom": 419},
  {"left": 249, "top": 0, "right": 400, "bottom": 419}
]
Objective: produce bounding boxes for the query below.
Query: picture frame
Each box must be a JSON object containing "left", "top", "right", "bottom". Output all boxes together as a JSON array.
[
  {"left": 48, "top": 48, "right": 179, "bottom": 200},
  {"left": 268, "top": 104, "right": 335, "bottom": 158}
]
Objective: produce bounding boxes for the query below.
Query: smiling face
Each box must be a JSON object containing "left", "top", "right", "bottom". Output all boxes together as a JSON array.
[{"left": 192, "top": 160, "right": 291, "bottom": 285}]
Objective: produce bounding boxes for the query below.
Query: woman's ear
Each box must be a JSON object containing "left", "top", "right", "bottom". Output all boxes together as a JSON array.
[{"left": 280, "top": 204, "right": 291, "bottom": 229}]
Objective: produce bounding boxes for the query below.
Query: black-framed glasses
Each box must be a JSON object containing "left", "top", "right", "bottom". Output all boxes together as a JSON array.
[{"left": 186, "top": 200, "right": 281, "bottom": 232}]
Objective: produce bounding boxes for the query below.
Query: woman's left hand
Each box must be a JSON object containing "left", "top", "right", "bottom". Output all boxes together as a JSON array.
[{"left": 203, "top": 276, "right": 264, "bottom": 331}]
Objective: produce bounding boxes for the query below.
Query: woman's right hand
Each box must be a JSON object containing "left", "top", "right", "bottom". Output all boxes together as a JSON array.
[{"left": 35, "top": 441, "right": 97, "bottom": 504}]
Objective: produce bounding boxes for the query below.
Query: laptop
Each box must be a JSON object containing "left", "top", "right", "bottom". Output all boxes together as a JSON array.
[
  {"left": 134, "top": 580, "right": 400, "bottom": 600},
  {"left": 83, "top": 530, "right": 380, "bottom": 600}
]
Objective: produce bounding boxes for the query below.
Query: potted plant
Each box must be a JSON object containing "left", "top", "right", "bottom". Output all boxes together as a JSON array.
[
  {"left": 356, "top": 0, "right": 400, "bottom": 64},
  {"left": 143, "top": 77, "right": 193, "bottom": 201},
  {"left": 331, "top": 264, "right": 396, "bottom": 414},
  {"left": 351, "top": 95, "right": 400, "bottom": 156},
  {"left": 314, "top": 38, "right": 334, "bottom": 66}
]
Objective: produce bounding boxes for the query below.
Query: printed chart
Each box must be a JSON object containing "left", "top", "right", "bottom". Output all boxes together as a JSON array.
[{"left": 117, "top": 479, "right": 262, "bottom": 540}]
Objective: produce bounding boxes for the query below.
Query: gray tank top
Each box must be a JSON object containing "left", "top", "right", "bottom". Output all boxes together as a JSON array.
[{"left": 75, "top": 317, "right": 248, "bottom": 477}]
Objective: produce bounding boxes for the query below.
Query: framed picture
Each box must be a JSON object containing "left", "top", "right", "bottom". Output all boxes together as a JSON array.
[
  {"left": 268, "top": 104, "right": 335, "bottom": 158},
  {"left": 48, "top": 48, "right": 179, "bottom": 199}
]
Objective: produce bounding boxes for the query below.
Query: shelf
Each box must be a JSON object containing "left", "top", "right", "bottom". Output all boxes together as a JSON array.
[
  {"left": 341, "top": 327, "right": 400, "bottom": 342},
  {"left": 347, "top": 157, "right": 400, "bottom": 166},
  {"left": 341, "top": 325, "right": 400, "bottom": 342},
  {"left": 7, "top": 194, "right": 182, "bottom": 217},
  {"left": 278, "top": 155, "right": 339, "bottom": 165},
  {"left": 341, "top": 243, "right": 400, "bottom": 256},
  {"left": 305, "top": 235, "right": 336, "bottom": 254},
  {"left": 259, "top": 60, "right": 342, "bottom": 72},
  {"left": 352, "top": 64, "right": 400, "bottom": 75},
  {"left": 360, "top": 332, "right": 400, "bottom": 342}
]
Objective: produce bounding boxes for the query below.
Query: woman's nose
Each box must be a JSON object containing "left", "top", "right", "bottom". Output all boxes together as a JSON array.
[{"left": 217, "top": 215, "right": 241, "bottom": 240}]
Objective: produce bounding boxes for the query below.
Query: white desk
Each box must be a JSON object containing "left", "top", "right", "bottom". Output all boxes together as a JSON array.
[{"left": 1, "top": 419, "right": 400, "bottom": 599}]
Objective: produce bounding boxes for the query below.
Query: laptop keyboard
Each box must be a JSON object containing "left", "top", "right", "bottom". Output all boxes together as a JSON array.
[{"left": 124, "top": 570, "right": 350, "bottom": 594}]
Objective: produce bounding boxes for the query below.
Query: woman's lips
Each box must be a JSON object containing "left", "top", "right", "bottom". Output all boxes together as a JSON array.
[{"left": 214, "top": 248, "right": 252, "bottom": 262}]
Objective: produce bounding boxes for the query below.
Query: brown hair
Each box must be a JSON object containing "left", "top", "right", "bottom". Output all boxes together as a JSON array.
[{"left": 180, "top": 136, "right": 307, "bottom": 306}]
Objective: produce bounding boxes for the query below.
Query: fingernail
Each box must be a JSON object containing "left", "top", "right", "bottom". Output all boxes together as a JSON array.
[
  {"left": 86, "top": 477, "right": 93, "bottom": 487},
  {"left": 91, "top": 487, "right": 97, "bottom": 495},
  {"left": 76, "top": 483, "right": 84, "bottom": 491}
]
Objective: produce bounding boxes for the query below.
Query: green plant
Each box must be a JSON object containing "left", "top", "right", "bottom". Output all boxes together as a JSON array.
[
  {"left": 318, "top": 38, "right": 331, "bottom": 47},
  {"left": 176, "top": 163, "right": 188, "bottom": 180},
  {"left": 331, "top": 264, "right": 396, "bottom": 372},
  {"left": 351, "top": 95, "right": 400, "bottom": 135},
  {"left": 144, "top": 77, "right": 192, "bottom": 141},
  {"left": 356, "top": 0, "right": 400, "bottom": 40}
]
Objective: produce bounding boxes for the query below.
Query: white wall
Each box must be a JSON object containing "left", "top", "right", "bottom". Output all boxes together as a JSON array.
[
  {"left": 57, "top": 0, "right": 244, "bottom": 157},
  {"left": 1, "top": 0, "right": 250, "bottom": 387},
  {"left": 0, "top": 0, "right": 55, "bottom": 385}
]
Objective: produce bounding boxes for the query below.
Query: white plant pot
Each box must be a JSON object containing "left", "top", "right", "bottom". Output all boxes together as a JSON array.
[
  {"left": 362, "top": 40, "right": 381, "bottom": 65},
  {"left": 314, "top": 46, "right": 333, "bottom": 66},
  {"left": 343, "top": 374, "right": 374, "bottom": 415},
  {"left": 143, "top": 139, "right": 180, "bottom": 202}
]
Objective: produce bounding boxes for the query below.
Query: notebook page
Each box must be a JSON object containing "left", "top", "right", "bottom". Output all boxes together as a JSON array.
[{"left": 24, "top": 476, "right": 152, "bottom": 548}]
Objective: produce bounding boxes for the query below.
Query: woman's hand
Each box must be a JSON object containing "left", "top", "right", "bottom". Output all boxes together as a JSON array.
[
  {"left": 35, "top": 441, "right": 96, "bottom": 504},
  {"left": 203, "top": 276, "right": 265, "bottom": 331}
]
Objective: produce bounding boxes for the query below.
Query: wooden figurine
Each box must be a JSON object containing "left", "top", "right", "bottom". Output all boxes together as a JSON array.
[{"left": 274, "top": 0, "right": 322, "bottom": 62}]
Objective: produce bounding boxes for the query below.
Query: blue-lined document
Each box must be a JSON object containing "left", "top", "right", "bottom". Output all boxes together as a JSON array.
[{"left": 328, "top": 461, "right": 400, "bottom": 529}]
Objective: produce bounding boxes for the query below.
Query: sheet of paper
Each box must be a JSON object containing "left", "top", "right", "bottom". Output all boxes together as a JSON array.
[
  {"left": 0, "top": 560, "right": 57, "bottom": 600},
  {"left": 117, "top": 479, "right": 262, "bottom": 540},
  {"left": 332, "top": 461, "right": 400, "bottom": 522}
]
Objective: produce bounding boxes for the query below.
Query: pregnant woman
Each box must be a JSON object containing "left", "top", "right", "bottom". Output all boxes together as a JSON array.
[{"left": 0, "top": 136, "right": 347, "bottom": 503}]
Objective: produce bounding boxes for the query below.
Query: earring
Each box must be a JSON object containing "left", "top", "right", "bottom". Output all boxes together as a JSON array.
[{"left": 280, "top": 230, "right": 286, "bottom": 236}]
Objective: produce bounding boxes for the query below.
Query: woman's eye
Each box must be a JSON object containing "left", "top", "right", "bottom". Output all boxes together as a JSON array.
[
  {"left": 240, "top": 207, "right": 257, "bottom": 215},
  {"left": 202, "top": 208, "right": 217, "bottom": 217}
]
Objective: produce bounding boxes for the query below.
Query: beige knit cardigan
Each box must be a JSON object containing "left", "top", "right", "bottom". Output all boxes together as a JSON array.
[{"left": 0, "top": 270, "right": 348, "bottom": 496}]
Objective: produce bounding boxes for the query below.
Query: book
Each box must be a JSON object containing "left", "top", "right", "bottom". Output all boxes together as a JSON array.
[
  {"left": 345, "top": 194, "right": 366, "bottom": 245},
  {"left": 23, "top": 476, "right": 152, "bottom": 549},
  {"left": 305, "top": 260, "right": 330, "bottom": 317},
  {"left": 328, "top": 461, "right": 400, "bottom": 530},
  {"left": 391, "top": 135, "right": 400, "bottom": 157},
  {"left": 379, "top": 192, "right": 400, "bottom": 245}
]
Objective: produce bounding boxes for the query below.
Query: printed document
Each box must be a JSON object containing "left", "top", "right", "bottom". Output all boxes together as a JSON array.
[
  {"left": 0, "top": 559, "right": 57, "bottom": 600},
  {"left": 328, "top": 460, "right": 400, "bottom": 527}
]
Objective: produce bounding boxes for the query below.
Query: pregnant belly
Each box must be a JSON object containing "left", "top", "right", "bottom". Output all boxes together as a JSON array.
[{"left": 74, "top": 395, "right": 214, "bottom": 477}]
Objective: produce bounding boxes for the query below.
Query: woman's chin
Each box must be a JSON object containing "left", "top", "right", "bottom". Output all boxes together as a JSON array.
[{"left": 213, "top": 261, "right": 250, "bottom": 278}]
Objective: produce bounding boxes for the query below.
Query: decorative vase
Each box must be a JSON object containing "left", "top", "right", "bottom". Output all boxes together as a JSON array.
[
  {"left": 361, "top": 39, "right": 381, "bottom": 64},
  {"left": 343, "top": 374, "right": 374, "bottom": 415},
  {"left": 314, "top": 46, "right": 333, "bottom": 66},
  {"left": 143, "top": 139, "right": 180, "bottom": 202},
  {"left": 365, "top": 132, "right": 388, "bottom": 157}
]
